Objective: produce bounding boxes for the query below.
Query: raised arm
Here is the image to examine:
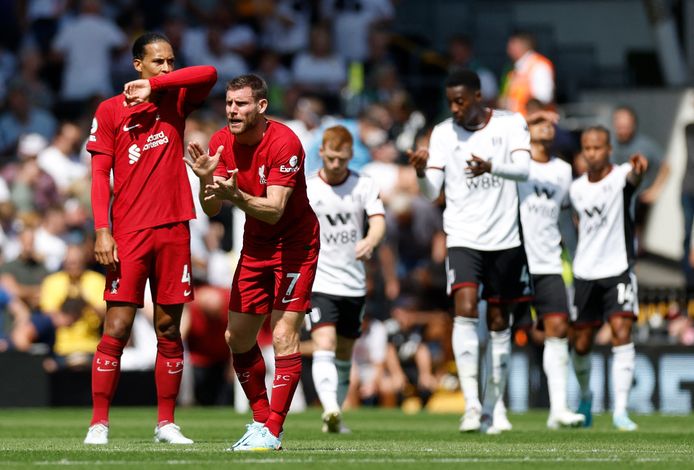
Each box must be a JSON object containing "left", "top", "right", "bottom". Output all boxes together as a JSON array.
[
  {"left": 124, "top": 66, "right": 218, "bottom": 107},
  {"left": 627, "top": 153, "right": 649, "bottom": 188}
]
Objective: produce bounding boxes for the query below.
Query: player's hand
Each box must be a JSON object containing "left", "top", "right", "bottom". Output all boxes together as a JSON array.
[
  {"left": 466, "top": 154, "right": 491, "bottom": 177},
  {"left": 355, "top": 238, "right": 375, "bottom": 261},
  {"left": 526, "top": 109, "right": 559, "bottom": 125},
  {"left": 629, "top": 153, "right": 648, "bottom": 176},
  {"left": 94, "top": 228, "right": 119, "bottom": 272},
  {"left": 204, "top": 170, "right": 239, "bottom": 202},
  {"left": 123, "top": 79, "right": 152, "bottom": 106},
  {"left": 186, "top": 142, "right": 223, "bottom": 178},
  {"left": 407, "top": 148, "right": 429, "bottom": 177}
]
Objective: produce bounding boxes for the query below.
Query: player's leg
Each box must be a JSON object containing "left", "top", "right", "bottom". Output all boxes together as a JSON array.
[
  {"left": 480, "top": 301, "right": 511, "bottom": 434},
  {"left": 447, "top": 248, "right": 483, "bottom": 432},
  {"left": 480, "top": 246, "right": 529, "bottom": 434},
  {"left": 87, "top": 229, "right": 151, "bottom": 444},
  {"left": 150, "top": 222, "right": 196, "bottom": 444},
  {"left": 151, "top": 302, "right": 193, "bottom": 444},
  {"left": 606, "top": 272, "right": 638, "bottom": 431},
  {"left": 260, "top": 309, "right": 305, "bottom": 442},
  {"left": 85, "top": 302, "right": 138, "bottom": 444},
  {"left": 308, "top": 295, "right": 341, "bottom": 421},
  {"left": 569, "top": 277, "right": 602, "bottom": 427},
  {"left": 536, "top": 275, "right": 584, "bottom": 429}
]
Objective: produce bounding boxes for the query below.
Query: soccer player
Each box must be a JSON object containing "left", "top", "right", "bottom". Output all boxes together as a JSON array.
[
  {"left": 305, "top": 125, "right": 386, "bottom": 433},
  {"left": 516, "top": 113, "right": 584, "bottom": 429},
  {"left": 569, "top": 126, "right": 647, "bottom": 431},
  {"left": 85, "top": 33, "right": 217, "bottom": 445},
  {"left": 186, "top": 74, "right": 320, "bottom": 451},
  {"left": 409, "top": 69, "right": 531, "bottom": 434}
]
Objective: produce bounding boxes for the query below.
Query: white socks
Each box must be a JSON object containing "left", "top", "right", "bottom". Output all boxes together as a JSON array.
[
  {"left": 543, "top": 336, "right": 569, "bottom": 414},
  {"left": 482, "top": 328, "right": 511, "bottom": 416},
  {"left": 452, "top": 316, "right": 480, "bottom": 410},
  {"left": 612, "top": 342, "right": 635, "bottom": 415},
  {"left": 312, "top": 350, "right": 340, "bottom": 413},
  {"left": 571, "top": 349, "right": 592, "bottom": 400},
  {"left": 335, "top": 358, "right": 352, "bottom": 407}
]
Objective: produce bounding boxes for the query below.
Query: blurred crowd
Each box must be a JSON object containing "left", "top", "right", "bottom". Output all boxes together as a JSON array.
[{"left": 0, "top": 0, "right": 692, "bottom": 410}]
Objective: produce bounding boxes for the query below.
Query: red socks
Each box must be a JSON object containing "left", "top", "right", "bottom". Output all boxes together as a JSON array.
[
  {"left": 155, "top": 336, "right": 184, "bottom": 426},
  {"left": 265, "top": 353, "right": 302, "bottom": 438},
  {"left": 232, "top": 344, "right": 270, "bottom": 423},
  {"left": 90, "top": 335, "right": 126, "bottom": 426}
]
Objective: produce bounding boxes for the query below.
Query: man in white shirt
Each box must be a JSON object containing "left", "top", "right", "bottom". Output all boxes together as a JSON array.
[
  {"left": 306, "top": 125, "right": 386, "bottom": 433},
  {"left": 409, "top": 69, "right": 531, "bottom": 434},
  {"left": 515, "top": 113, "right": 584, "bottom": 429},
  {"left": 569, "top": 126, "right": 646, "bottom": 432}
]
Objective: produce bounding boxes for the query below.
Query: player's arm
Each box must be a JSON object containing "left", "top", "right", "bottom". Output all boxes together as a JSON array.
[
  {"left": 228, "top": 183, "right": 294, "bottom": 225},
  {"left": 626, "top": 153, "right": 649, "bottom": 188},
  {"left": 356, "top": 215, "right": 386, "bottom": 261},
  {"left": 408, "top": 148, "right": 444, "bottom": 202},
  {"left": 467, "top": 149, "right": 531, "bottom": 181},
  {"left": 91, "top": 152, "right": 119, "bottom": 271},
  {"left": 124, "top": 66, "right": 218, "bottom": 107}
]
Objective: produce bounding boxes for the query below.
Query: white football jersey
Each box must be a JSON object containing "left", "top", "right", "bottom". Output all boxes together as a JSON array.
[
  {"left": 570, "top": 163, "right": 635, "bottom": 280},
  {"left": 428, "top": 110, "right": 530, "bottom": 250},
  {"left": 307, "top": 170, "right": 385, "bottom": 296},
  {"left": 518, "top": 157, "right": 572, "bottom": 275}
]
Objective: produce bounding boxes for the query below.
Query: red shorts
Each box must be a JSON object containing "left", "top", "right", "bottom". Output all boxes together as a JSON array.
[
  {"left": 229, "top": 249, "right": 318, "bottom": 314},
  {"left": 104, "top": 222, "right": 193, "bottom": 307}
]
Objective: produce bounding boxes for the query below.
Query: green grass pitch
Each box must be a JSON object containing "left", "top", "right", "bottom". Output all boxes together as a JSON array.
[{"left": 0, "top": 408, "right": 692, "bottom": 469}]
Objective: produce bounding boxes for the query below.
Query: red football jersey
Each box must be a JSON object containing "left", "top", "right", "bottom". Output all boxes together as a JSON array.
[
  {"left": 210, "top": 120, "right": 319, "bottom": 257},
  {"left": 86, "top": 89, "right": 195, "bottom": 235}
]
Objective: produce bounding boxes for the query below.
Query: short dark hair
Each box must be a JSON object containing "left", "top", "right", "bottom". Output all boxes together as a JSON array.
[
  {"left": 613, "top": 105, "right": 638, "bottom": 124},
  {"left": 510, "top": 30, "right": 536, "bottom": 49},
  {"left": 132, "top": 32, "right": 171, "bottom": 60},
  {"left": 444, "top": 69, "right": 481, "bottom": 91},
  {"left": 226, "top": 74, "right": 268, "bottom": 102},
  {"left": 582, "top": 125, "right": 611, "bottom": 142}
]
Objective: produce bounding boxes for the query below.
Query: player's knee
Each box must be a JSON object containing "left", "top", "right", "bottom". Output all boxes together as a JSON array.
[
  {"left": 573, "top": 336, "right": 591, "bottom": 356},
  {"left": 104, "top": 318, "right": 132, "bottom": 340},
  {"left": 155, "top": 320, "right": 180, "bottom": 339},
  {"left": 544, "top": 318, "right": 568, "bottom": 338},
  {"left": 455, "top": 299, "right": 477, "bottom": 317}
]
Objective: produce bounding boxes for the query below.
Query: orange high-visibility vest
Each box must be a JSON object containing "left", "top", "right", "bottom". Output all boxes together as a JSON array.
[{"left": 502, "top": 52, "right": 554, "bottom": 116}]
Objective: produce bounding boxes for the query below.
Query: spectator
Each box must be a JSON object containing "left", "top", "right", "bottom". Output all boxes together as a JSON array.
[
  {"left": 37, "top": 121, "right": 87, "bottom": 196},
  {"left": 51, "top": 0, "right": 127, "bottom": 115},
  {"left": 9, "top": 134, "right": 59, "bottom": 214},
  {"left": 0, "top": 83, "right": 57, "bottom": 156},
  {"left": 34, "top": 205, "right": 67, "bottom": 272},
  {"left": 305, "top": 104, "right": 390, "bottom": 175},
  {"left": 321, "top": 0, "right": 394, "bottom": 63},
  {"left": 39, "top": 244, "right": 105, "bottom": 368},
  {"left": 499, "top": 31, "right": 554, "bottom": 115},
  {"left": 0, "top": 226, "right": 53, "bottom": 352},
  {"left": 260, "top": 0, "right": 312, "bottom": 59},
  {"left": 0, "top": 226, "right": 48, "bottom": 313},
  {"left": 611, "top": 106, "right": 669, "bottom": 253},
  {"left": 291, "top": 23, "right": 347, "bottom": 99},
  {"left": 283, "top": 95, "right": 326, "bottom": 154},
  {"left": 344, "top": 316, "right": 389, "bottom": 407},
  {"left": 384, "top": 308, "right": 439, "bottom": 408},
  {"left": 9, "top": 47, "right": 55, "bottom": 110},
  {"left": 184, "top": 24, "right": 248, "bottom": 97},
  {"left": 684, "top": 122, "right": 694, "bottom": 301}
]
